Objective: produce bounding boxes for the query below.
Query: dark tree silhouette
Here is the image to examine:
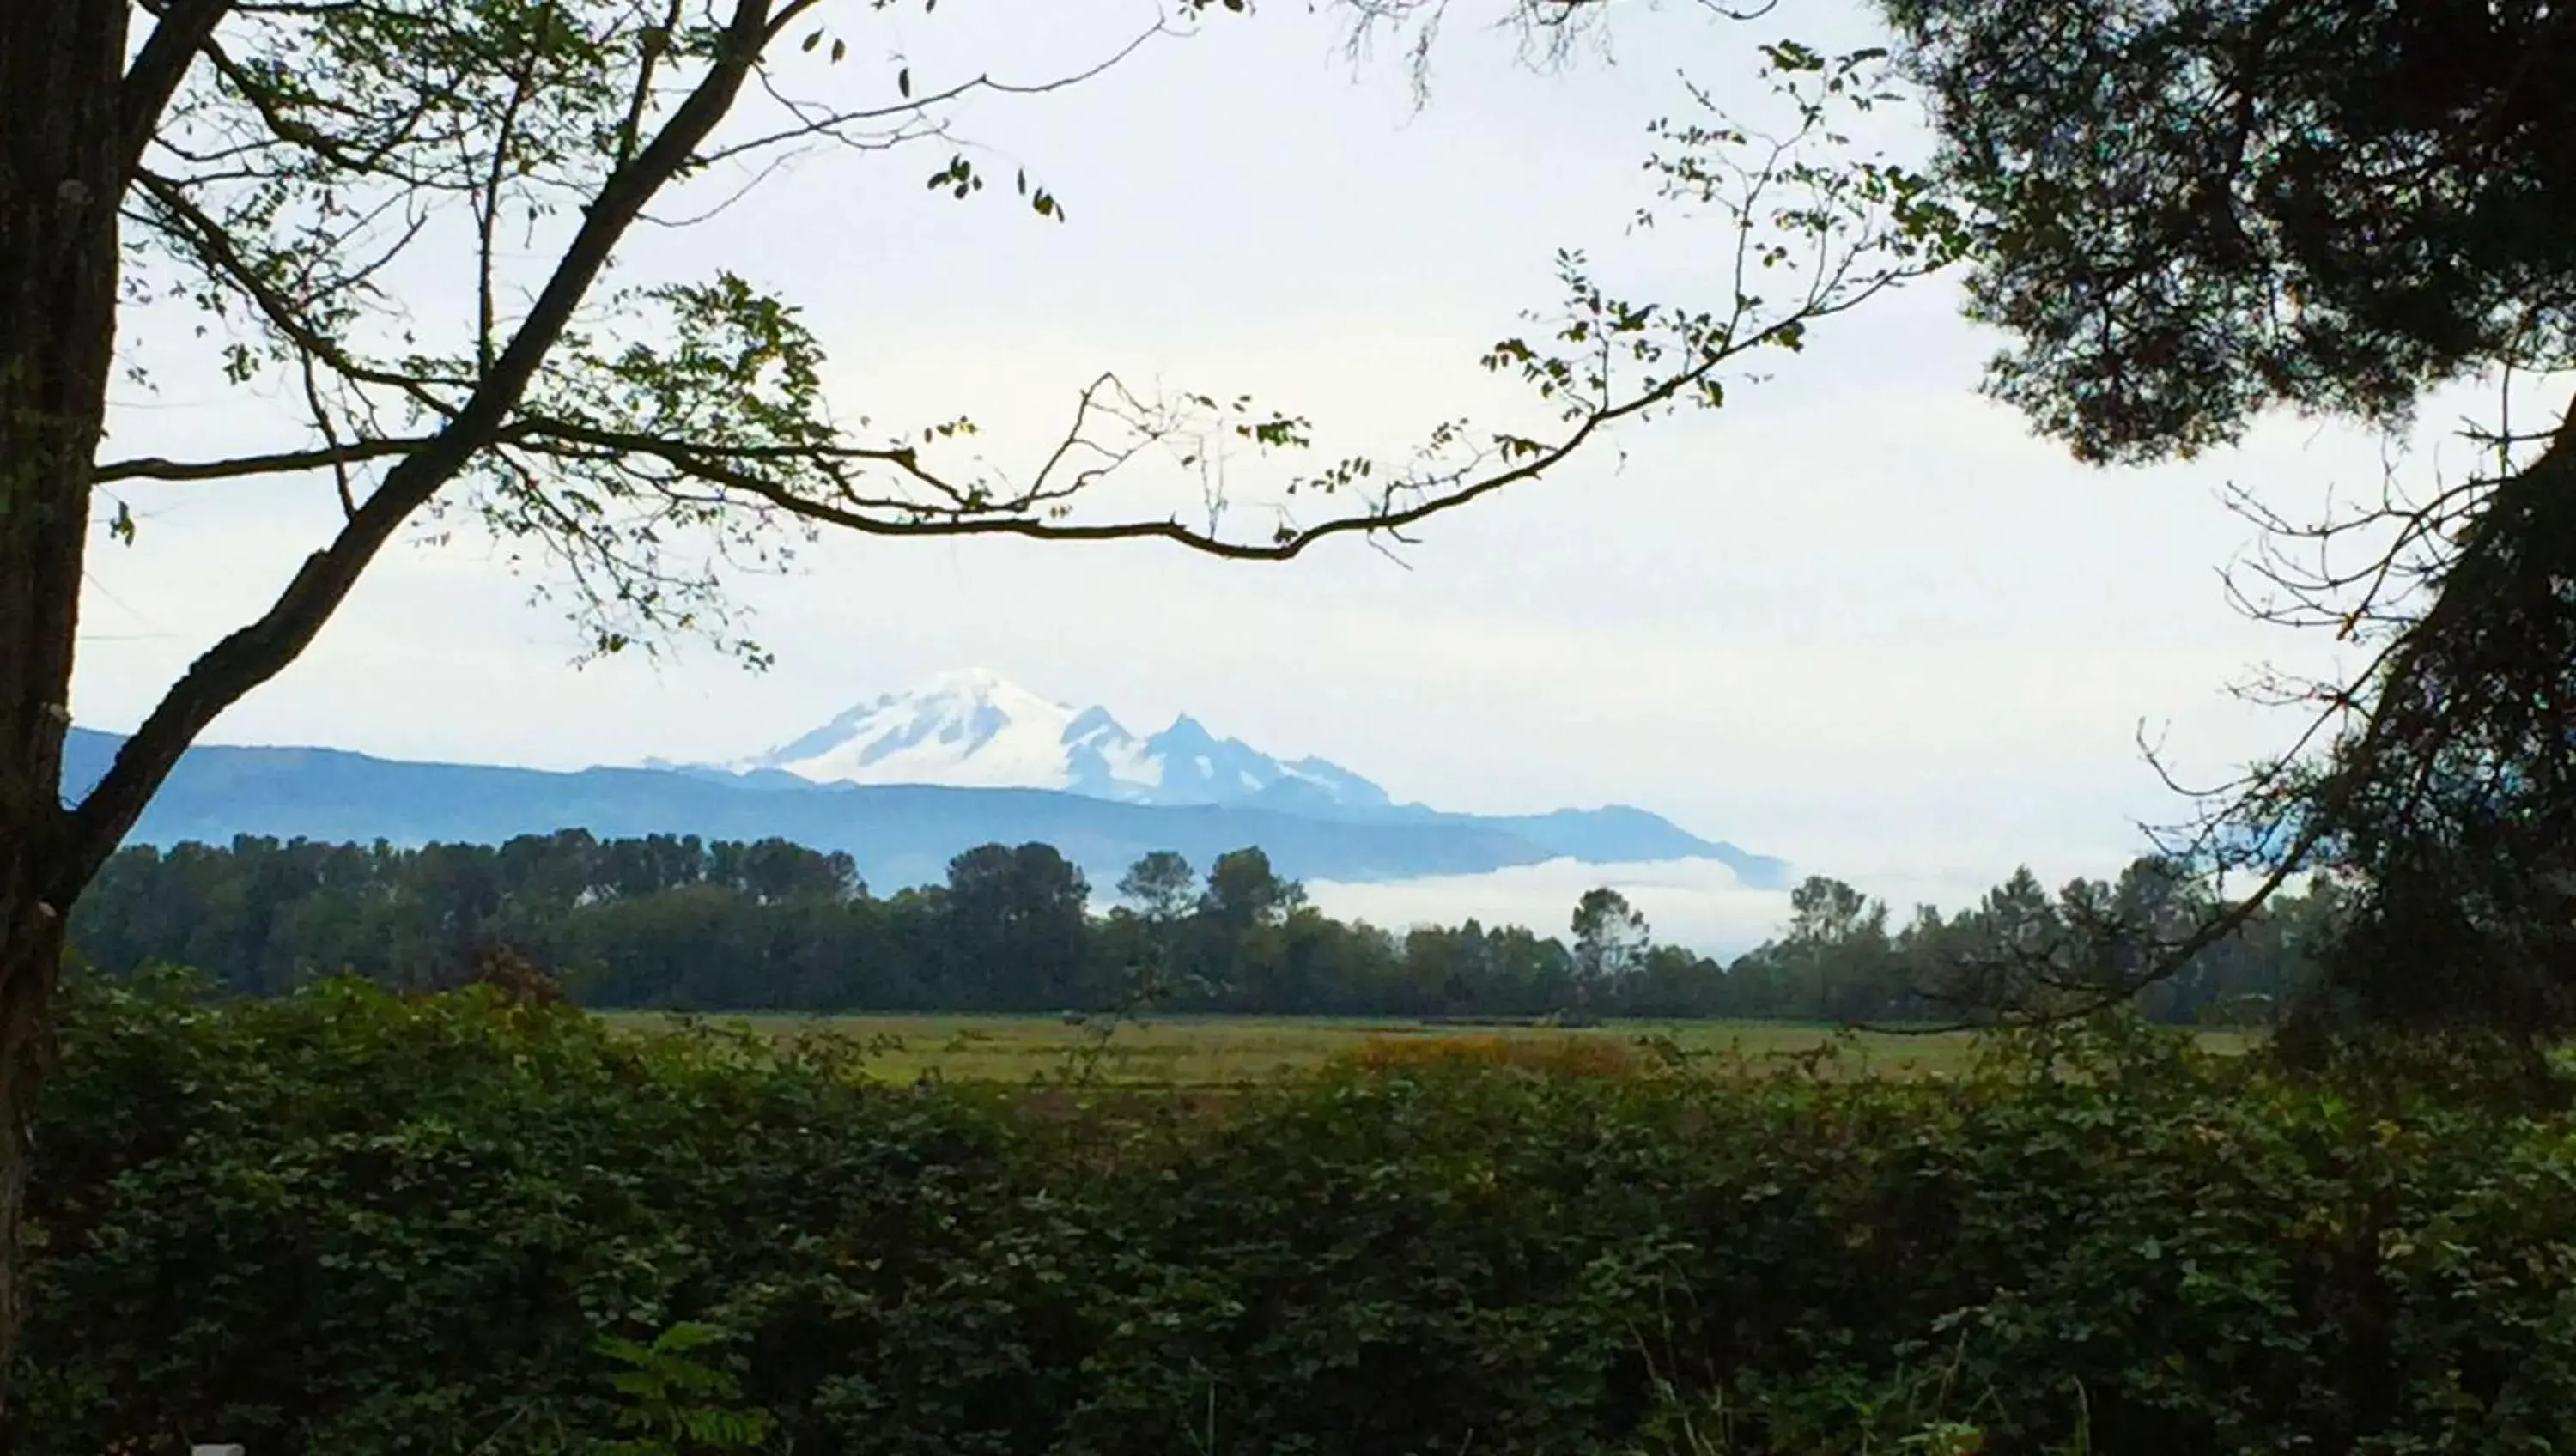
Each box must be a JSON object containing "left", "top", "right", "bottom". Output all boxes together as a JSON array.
[{"left": 1873, "top": 0, "right": 2576, "bottom": 1051}]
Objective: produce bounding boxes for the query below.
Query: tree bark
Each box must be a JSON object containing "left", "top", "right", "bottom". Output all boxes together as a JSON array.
[
  {"left": 0, "top": 0, "right": 133, "bottom": 1412},
  {"left": 0, "top": 901, "right": 66, "bottom": 1417}
]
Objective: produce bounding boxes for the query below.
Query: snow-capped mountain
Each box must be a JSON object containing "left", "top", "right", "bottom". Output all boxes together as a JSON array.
[
  {"left": 709, "top": 669, "right": 1397, "bottom": 812},
  {"left": 70, "top": 669, "right": 1794, "bottom": 890}
]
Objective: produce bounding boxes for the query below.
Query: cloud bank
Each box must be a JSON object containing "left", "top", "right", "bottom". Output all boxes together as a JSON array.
[{"left": 1304, "top": 855, "right": 2063, "bottom": 959}]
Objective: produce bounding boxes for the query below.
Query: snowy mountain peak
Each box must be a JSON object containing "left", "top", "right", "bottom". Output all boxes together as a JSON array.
[
  {"left": 721, "top": 671, "right": 1393, "bottom": 811},
  {"left": 738, "top": 670, "right": 1078, "bottom": 791},
  {"left": 904, "top": 666, "right": 1023, "bottom": 700}
]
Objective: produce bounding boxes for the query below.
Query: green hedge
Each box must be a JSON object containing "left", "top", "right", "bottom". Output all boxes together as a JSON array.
[{"left": 19, "top": 975, "right": 2576, "bottom": 1453}]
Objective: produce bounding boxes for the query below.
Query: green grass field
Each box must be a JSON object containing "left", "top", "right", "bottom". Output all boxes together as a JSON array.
[{"left": 597, "top": 1010, "right": 2261, "bottom": 1086}]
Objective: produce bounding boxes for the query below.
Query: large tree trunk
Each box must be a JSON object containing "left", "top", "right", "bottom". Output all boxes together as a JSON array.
[
  {"left": 0, "top": 0, "right": 135, "bottom": 1412},
  {"left": 0, "top": 900, "right": 66, "bottom": 1415}
]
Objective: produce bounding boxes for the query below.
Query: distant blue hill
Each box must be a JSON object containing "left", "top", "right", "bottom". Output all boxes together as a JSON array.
[{"left": 60, "top": 728, "right": 1793, "bottom": 893}]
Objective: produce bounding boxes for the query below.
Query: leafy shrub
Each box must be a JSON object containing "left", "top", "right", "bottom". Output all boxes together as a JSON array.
[
  {"left": 18, "top": 974, "right": 2576, "bottom": 1453},
  {"left": 589, "top": 1323, "right": 775, "bottom": 1456}
]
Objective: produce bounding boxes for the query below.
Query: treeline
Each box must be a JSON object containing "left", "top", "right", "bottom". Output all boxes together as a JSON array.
[{"left": 69, "top": 831, "right": 2345, "bottom": 1022}]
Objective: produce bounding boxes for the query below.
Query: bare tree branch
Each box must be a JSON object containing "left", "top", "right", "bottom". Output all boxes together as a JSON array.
[
  {"left": 98, "top": 436, "right": 430, "bottom": 483},
  {"left": 694, "top": 18, "right": 1175, "bottom": 169},
  {"left": 1890, "top": 382, "right": 2576, "bottom": 1034},
  {"left": 1334, "top": 0, "right": 1779, "bottom": 103}
]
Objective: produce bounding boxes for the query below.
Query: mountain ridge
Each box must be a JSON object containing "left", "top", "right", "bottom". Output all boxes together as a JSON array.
[{"left": 61, "top": 725, "right": 1792, "bottom": 893}]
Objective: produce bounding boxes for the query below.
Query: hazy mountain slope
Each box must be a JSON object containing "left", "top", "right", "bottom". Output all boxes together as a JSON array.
[{"left": 62, "top": 730, "right": 1790, "bottom": 890}]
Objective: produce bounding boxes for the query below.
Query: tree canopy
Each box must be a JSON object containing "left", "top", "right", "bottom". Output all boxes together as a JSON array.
[
  {"left": 1884, "top": 0, "right": 2576, "bottom": 464},
  {"left": 1880, "top": 0, "right": 2576, "bottom": 1047}
]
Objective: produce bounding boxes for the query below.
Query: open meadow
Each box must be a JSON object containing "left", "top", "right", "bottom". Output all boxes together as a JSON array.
[{"left": 594, "top": 1010, "right": 2260, "bottom": 1085}]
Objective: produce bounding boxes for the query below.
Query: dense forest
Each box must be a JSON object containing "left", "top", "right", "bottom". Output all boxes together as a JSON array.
[{"left": 70, "top": 831, "right": 2345, "bottom": 1023}]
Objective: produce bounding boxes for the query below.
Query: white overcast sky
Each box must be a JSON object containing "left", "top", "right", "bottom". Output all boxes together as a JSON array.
[{"left": 72, "top": 0, "right": 2529, "bottom": 947}]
